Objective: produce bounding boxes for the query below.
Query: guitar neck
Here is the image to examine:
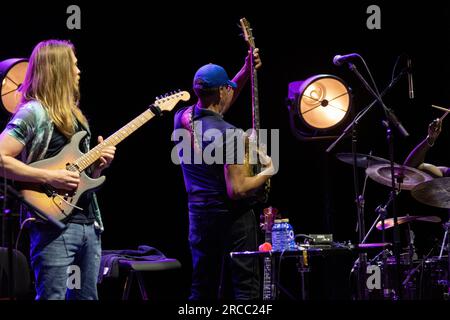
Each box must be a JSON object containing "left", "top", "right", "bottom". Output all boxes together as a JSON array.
[
  {"left": 262, "top": 256, "right": 273, "bottom": 300},
  {"left": 265, "top": 229, "right": 272, "bottom": 243},
  {"left": 73, "top": 108, "right": 156, "bottom": 172},
  {"left": 263, "top": 225, "right": 273, "bottom": 300},
  {"left": 250, "top": 57, "right": 263, "bottom": 173},
  {"left": 251, "top": 59, "right": 260, "bottom": 131}
]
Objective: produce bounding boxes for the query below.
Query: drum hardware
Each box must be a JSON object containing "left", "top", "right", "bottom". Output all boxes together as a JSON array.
[
  {"left": 411, "top": 178, "right": 450, "bottom": 297},
  {"left": 336, "top": 153, "right": 391, "bottom": 169}
]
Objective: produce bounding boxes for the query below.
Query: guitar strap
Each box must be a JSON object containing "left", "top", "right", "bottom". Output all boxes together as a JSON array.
[{"left": 187, "top": 104, "right": 202, "bottom": 154}]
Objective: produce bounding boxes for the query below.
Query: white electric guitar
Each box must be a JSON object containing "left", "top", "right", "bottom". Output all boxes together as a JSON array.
[{"left": 20, "top": 91, "right": 190, "bottom": 221}]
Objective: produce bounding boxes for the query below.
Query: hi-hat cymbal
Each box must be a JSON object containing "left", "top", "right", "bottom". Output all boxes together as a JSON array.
[
  {"left": 336, "top": 153, "right": 390, "bottom": 168},
  {"left": 376, "top": 215, "right": 441, "bottom": 230},
  {"left": 411, "top": 177, "right": 450, "bottom": 209},
  {"left": 366, "top": 164, "right": 433, "bottom": 191}
]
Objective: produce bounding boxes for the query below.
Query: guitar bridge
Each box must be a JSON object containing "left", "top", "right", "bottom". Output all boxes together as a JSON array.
[{"left": 42, "top": 185, "right": 55, "bottom": 198}]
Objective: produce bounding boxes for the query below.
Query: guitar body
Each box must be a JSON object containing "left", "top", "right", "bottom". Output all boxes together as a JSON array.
[
  {"left": 20, "top": 131, "right": 105, "bottom": 221},
  {"left": 244, "top": 138, "right": 270, "bottom": 202}
]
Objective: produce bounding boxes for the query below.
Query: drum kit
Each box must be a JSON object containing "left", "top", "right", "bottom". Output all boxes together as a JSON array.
[{"left": 337, "top": 152, "right": 450, "bottom": 300}]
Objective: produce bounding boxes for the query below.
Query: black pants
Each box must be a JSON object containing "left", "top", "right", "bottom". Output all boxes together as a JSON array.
[{"left": 188, "top": 209, "right": 260, "bottom": 300}]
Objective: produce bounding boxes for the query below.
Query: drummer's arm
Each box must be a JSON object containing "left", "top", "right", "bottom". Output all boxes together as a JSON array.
[
  {"left": 404, "top": 144, "right": 445, "bottom": 178},
  {"left": 404, "top": 118, "right": 442, "bottom": 169},
  {"left": 417, "top": 163, "right": 444, "bottom": 177},
  {"left": 440, "top": 166, "right": 450, "bottom": 177},
  {"left": 403, "top": 137, "right": 432, "bottom": 168}
]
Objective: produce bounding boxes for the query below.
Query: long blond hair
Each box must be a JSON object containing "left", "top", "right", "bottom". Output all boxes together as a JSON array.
[{"left": 20, "top": 39, "right": 88, "bottom": 137}]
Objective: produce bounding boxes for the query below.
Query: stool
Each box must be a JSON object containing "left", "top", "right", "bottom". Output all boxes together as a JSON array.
[{"left": 119, "top": 258, "right": 181, "bottom": 300}]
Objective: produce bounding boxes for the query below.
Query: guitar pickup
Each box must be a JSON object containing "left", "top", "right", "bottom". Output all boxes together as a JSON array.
[{"left": 67, "top": 163, "right": 80, "bottom": 171}]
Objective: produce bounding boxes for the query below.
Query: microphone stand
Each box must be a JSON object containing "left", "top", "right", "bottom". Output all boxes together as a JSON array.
[
  {"left": 342, "top": 61, "right": 408, "bottom": 300},
  {"left": 327, "top": 66, "right": 408, "bottom": 300},
  {"left": 1, "top": 195, "right": 15, "bottom": 300}
]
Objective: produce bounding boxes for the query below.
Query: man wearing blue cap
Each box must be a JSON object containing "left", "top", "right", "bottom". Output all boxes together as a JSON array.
[{"left": 174, "top": 48, "right": 275, "bottom": 300}]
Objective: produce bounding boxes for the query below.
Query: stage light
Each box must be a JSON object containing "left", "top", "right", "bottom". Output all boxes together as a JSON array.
[
  {"left": 0, "top": 58, "right": 28, "bottom": 114},
  {"left": 287, "top": 74, "right": 351, "bottom": 140}
]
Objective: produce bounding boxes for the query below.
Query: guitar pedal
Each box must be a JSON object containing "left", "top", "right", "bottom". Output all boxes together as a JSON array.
[{"left": 309, "top": 234, "right": 333, "bottom": 245}]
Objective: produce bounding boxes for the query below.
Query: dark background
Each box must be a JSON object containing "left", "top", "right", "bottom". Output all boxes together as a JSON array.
[{"left": 1, "top": 1, "right": 449, "bottom": 300}]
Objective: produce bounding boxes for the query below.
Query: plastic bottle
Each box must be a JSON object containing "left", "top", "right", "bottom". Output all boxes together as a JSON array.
[
  {"left": 271, "top": 219, "right": 285, "bottom": 251},
  {"left": 282, "top": 218, "right": 297, "bottom": 251}
]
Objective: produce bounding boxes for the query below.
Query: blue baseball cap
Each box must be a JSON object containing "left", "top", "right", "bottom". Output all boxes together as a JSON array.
[{"left": 193, "top": 64, "right": 237, "bottom": 90}]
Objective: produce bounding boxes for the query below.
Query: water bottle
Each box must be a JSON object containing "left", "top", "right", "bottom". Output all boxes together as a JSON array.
[
  {"left": 271, "top": 219, "right": 285, "bottom": 251},
  {"left": 283, "top": 218, "right": 297, "bottom": 251}
]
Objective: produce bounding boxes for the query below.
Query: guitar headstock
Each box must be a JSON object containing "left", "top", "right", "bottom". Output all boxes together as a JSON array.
[
  {"left": 154, "top": 90, "right": 190, "bottom": 112},
  {"left": 260, "top": 206, "right": 278, "bottom": 232},
  {"left": 239, "top": 17, "right": 255, "bottom": 49}
]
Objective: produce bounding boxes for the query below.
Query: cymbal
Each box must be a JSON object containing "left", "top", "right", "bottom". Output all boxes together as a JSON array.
[
  {"left": 376, "top": 215, "right": 441, "bottom": 230},
  {"left": 411, "top": 177, "right": 450, "bottom": 209},
  {"left": 366, "top": 164, "right": 433, "bottom": 191},
  {"left": 336, "top": 153, "right": 390, "bottom": 168}
]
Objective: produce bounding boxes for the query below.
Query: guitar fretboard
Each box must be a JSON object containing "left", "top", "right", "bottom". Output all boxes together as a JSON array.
[
  {"left": 251, "top": 61, "right": 260, "bottom": 132},
  {"left": 72, "top": 108, "right": 156, "bottom": 172}
]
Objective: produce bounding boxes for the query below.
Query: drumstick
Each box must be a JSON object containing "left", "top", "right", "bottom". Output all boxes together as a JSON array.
[{"left": 431, "top": 104, "right": 450, "bottom": 121}]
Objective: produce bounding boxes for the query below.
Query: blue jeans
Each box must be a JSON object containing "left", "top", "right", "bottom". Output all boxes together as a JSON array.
[
  {"left": 188, "top": 209, "right": 260, "bottom": 300},
  {"left": 29, "top": 222, "right": 101, "bottom": 300}
]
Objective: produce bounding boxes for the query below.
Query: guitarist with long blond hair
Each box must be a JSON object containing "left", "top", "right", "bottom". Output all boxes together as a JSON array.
[{"left": 0, "top": 40, "right": 115, "bottom": 299}]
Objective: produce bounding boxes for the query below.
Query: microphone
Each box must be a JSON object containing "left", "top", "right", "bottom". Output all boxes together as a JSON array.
[
  {"left": 407, "top": 58, "right": 414, "bottom": 99},
  {"left": 333, "top": 53, "right": 361, "bottom": 66}
]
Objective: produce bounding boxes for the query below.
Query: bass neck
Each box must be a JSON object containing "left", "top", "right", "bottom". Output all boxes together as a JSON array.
[{"left": 250, "top": 63, "right": 260, "bottom": 131}]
